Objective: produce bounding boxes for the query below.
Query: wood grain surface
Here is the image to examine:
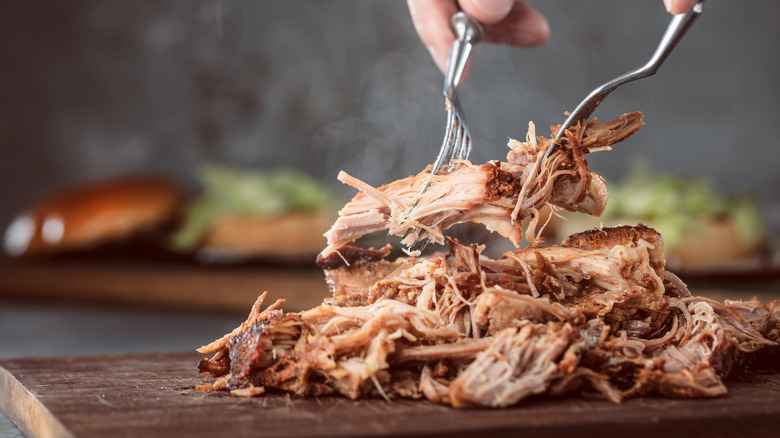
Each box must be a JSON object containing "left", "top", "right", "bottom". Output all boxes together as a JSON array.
[
  {"left": 0, "top": 260, "right": 328, "bottom": 312},
  {"left": 1, "top": 352, "right": 779, "bottom": 438}
]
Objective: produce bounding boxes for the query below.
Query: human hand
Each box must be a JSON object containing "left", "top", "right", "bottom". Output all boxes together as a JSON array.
[
  {"left": 664, "top": 0, "right": 698, "bottom": 15},
  {"left": 407, "top": 0, "right": 549, "bottom": 74},
  {"left": 409, "top": 0, "right": 700, "bottom": 74}
]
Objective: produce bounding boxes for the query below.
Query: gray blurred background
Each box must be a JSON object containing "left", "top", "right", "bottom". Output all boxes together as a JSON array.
[
  {"left": 1, "top": 0, "right": 779, "bottom": 231},
  {"left": 0, "top": 3, "right": 778, "bottom": 436}
]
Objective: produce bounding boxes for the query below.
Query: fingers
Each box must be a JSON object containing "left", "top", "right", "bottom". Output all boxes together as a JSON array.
[
  {"left": 481, "top": 2, "right": 549, "bottom": 47},
  {"left": 409, "top": 0, "right": 694, "bottom": 76},
  {"left": 407, "top": 0, "right": 459, "bottom": 72},
  {"left": 458, "top": 0, "right": 515, "bottom": 25},
  {"left": 663, "top": 0, "right": 698, "bottom": 14},
  {"left": 408, "top": 0, "right": 550, "bottom": 73}
]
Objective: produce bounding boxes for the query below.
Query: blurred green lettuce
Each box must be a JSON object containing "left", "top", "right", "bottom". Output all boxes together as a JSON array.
[
  {"left": 172, "top": 164, "right": 338, "bottom": 250},
  {"left": 601, "top": 161, "right": 763, "bottom": 250}
]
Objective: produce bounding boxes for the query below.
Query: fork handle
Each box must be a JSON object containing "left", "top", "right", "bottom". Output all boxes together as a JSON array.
[
  {"left": 443, "top": 12, "right": 483, "bottom": 98},
  {"left": 550, "top": 0, "right": 705, "bottom": 145},
  {"left": 644, "top": 0, "right": 705, "bottom": 78}
]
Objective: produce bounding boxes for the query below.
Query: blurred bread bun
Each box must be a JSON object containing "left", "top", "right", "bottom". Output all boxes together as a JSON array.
[
  {"left": 669, "top": 218, "right": 762, "bottom": 270},
  {"left": 199, "top": 210, "right": 334, "bottom": 259},
  {"left": 4, "top": 175, "right": 185, "bottom": 257}
]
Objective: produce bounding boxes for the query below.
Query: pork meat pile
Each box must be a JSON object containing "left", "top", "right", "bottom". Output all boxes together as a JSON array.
[
  {"left": 321, "top": 111, "right": 645, "bottom": 255},
  {"left": 196, "top": 113, "right": 779, "bottom": 407}
]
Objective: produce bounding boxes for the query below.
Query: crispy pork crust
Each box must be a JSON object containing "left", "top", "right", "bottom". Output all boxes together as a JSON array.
[
  {"left": 562, "top": 223, "right": 666, "bottom": 270},
  {"left": 484, "top": 165, "right": 525, "bottom": 199},
  {"left": 561, "top": 223, "right": 661, "bottom": 250},
  {"left": 316, "top": 244, "right": 393, "bottom": 270}
]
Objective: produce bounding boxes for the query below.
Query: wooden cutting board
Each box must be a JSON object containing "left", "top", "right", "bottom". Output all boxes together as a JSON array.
[
  {"left": 1, "top": 352, "right": 779, "bottom": 438},
  {"left": 0, "top": 259, "right": 329, "bottom": 313}
]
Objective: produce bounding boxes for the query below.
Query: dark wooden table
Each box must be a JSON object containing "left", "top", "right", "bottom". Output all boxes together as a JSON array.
[{"left": 2, "top": 352, "right": 780, "bottom": 438}]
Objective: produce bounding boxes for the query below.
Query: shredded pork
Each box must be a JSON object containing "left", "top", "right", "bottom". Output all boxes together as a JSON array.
[
  {"left": 321, "top": 112, "right": 644, "bottom": 257},
  {"left": 197, "top": 113, "right": 779, "bottom": 407}
]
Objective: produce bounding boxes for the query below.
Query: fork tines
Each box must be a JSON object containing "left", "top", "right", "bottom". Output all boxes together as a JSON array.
[
  {"left": 431, "top": 97, "right": 471, "bottom": 175},
  {"left": 403, "top": 12, "right": 482, "bottom": 250}
]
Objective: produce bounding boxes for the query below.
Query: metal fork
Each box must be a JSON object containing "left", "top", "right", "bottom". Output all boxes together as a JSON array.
[
  {"left": 430, "top": 12, "right": 483, "bottom": 177},
  {"left": 403, "top": 12, "right": 483, "bottom": 249},
  {"left": 541, "top": 1, "right": 705, "bottom": 165}
]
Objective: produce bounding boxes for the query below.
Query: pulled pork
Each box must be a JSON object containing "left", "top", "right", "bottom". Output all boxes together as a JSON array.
[
  {"left": 197, "top": 113, "right": 778, "bottom": 407},
  {"left": 198, "top": 226, "right": 778, "bottom": 406},
  {"left": 320, "top": 112, "right": 644, "bottom": 257}
]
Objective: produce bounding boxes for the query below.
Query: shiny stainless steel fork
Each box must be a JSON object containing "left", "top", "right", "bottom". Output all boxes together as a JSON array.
[
  {"left": 431, "top": 12, "right": 483, "bottom": 176},
  {"left": 403, "top": 12, "right": 482, "bottom": 249},
  {"left": 541, "top": 1, "right": 705, "bottom": 165},
  {"left": 407, "top": 12, "right": 482, "bottom": 208}
]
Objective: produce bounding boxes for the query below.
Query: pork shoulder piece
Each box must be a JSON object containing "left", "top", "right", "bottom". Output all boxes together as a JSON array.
[
  {"left": 320, "top": 112, "right": 644, "bottom": 257},
  {"left": 198, "top": 225, "right": 780, "bottom": 406}
]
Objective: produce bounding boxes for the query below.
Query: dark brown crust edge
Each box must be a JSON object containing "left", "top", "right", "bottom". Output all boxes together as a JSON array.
[
  {"left": 484, "top": 163, "right": 524, "bottom": 200},
  {"left": 316, "top": 244, "right": 393, "bottom": 270},
  {"left": 561, "top": 224, "right": 665, "bottom": 269}
]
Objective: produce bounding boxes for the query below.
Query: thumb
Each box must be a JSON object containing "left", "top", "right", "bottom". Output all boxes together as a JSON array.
[{"left": 459, "top": 0, "right": 515, "bottom": 25}]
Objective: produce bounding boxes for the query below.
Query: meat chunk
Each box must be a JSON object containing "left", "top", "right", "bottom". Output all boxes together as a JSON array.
[
  {"left": 197, "top": 110, "right": 778, "bottom": 408},
  {"left": 448, "top": 323, "right": 577, "bottom": 407},
  {"left": 562, "top": 223, "right": 666, "bottom": 270},
  {"left": 198, "top": 226, "right": 779, "bottom": 406},
  {"left": 321, "top": 112, "right": 645, "bottom": 257}
]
